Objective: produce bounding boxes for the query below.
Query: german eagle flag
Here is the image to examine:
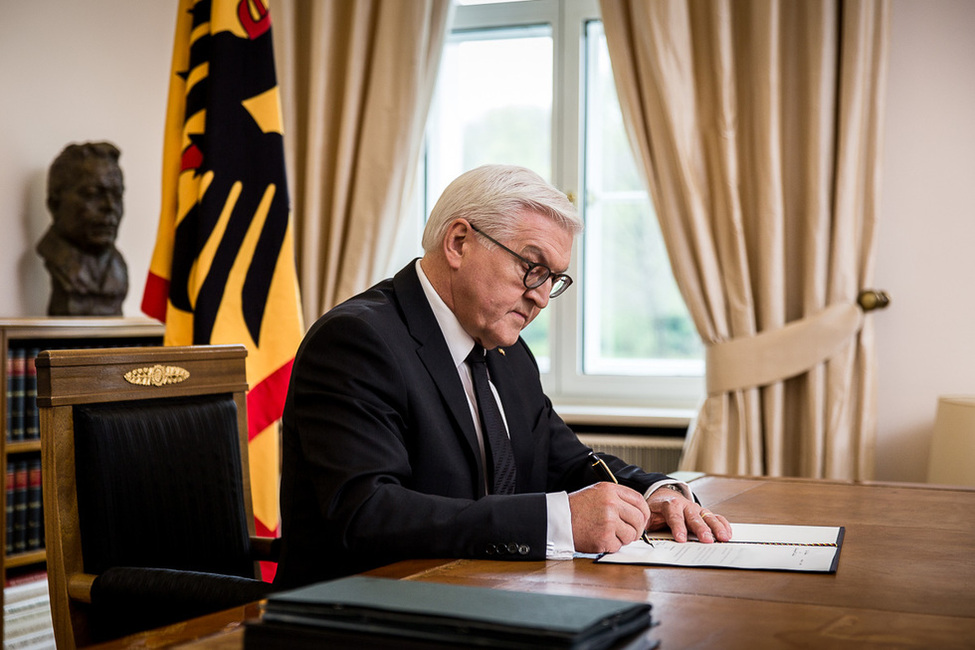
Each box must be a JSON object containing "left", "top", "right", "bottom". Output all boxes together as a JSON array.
[{"left": 142, "top": 0, "right": 303, "bottom": 580}]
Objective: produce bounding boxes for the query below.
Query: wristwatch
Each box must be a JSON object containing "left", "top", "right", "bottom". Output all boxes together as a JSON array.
[{"left": 657, "top": 483, "right": 684, "bottom": 495}]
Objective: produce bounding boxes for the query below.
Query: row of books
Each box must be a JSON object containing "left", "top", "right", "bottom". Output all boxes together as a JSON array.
[
  {"left": 5, "top": 455, "right": 43, "bottom": 557},
  {"left": 6, "top": 339, "right": 165, "bottom": 444},
  {"left": 6, "top": 347, "right": 40, "bottom": 443}
]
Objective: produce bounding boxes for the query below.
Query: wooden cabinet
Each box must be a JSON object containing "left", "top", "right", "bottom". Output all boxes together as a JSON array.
[{"left": 1, "top": 318, "right": 163, "bottom": 588}]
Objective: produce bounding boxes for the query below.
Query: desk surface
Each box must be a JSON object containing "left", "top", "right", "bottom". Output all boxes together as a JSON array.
[{"left": 91, "top": 476, "right": 975, "bottom": 649}]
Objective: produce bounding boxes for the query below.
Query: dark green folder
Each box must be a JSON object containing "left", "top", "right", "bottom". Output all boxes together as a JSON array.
[{"left": 247, "top": 575, "right": 654, "bottom": 649}]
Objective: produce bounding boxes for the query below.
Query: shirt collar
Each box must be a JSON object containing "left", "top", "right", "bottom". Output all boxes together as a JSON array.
[{"left": 415, "top": 259, "right": 476, "bottom": 370}]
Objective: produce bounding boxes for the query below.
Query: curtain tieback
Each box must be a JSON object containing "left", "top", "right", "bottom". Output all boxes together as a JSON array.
[{"left": 705, "top": 291, "right": 889, "bottom": 395}]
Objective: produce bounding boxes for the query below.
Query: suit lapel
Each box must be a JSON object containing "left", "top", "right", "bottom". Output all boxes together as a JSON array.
[{"left": 392, "top": 263, "right": 486, "bottom": 494}]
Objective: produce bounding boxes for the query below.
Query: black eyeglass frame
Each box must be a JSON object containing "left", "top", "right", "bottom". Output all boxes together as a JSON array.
[{"left": 469, "top": 223, "right": 573, "bottom": 298}]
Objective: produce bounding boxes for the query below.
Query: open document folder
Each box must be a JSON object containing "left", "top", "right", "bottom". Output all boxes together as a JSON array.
[{"left": 596, "top": 523, "right": 844, "bottom": 574}]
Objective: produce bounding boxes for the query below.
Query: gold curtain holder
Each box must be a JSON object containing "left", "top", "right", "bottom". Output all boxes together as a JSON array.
[
  {"left": 705, "top": 290, "right": 891, "bottom": 395},
  {"left": 857, "top": 289, "right": 890, "bottom": 311}
]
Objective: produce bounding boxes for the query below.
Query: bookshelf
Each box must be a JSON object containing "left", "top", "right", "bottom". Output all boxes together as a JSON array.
[{"left": 1, "top": 318, "right": 163, "bottom": 591}]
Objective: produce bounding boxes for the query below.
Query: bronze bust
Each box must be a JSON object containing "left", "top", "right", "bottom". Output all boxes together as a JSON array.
[{"left": 37, "top": 142, "right": 129, "bottom": 316}]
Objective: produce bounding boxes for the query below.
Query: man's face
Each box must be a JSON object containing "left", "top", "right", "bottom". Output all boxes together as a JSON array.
[
  {"left": 452, "top": 209, "right": 573, "bottom": 350},
  {"left": 53, "top": 157, "right": 123, "bottom": 254}
]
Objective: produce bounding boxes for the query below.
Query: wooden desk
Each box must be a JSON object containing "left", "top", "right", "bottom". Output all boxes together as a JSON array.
[{"left": 91, "top": 476, "right": 975, "bottom": 649}]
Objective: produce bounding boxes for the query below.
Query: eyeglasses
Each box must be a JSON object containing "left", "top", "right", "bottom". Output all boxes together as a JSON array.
[{"left": 469, "top": 224, "right": 573, "bottom": 298}]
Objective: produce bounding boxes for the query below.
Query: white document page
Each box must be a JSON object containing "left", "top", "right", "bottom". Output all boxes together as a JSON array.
[
  {"left": 597, "top": 523, "right": 844, "bottom": 573},
  {"left": 646, "top": 523, "right": 843, "bottom": 546}
]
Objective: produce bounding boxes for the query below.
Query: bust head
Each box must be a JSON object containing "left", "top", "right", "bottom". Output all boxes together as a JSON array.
[
  {"left": 46, "top": 142, "right": 124, "bottom": 254},
  {"left": 38, "top": 141, "right": 128, "bottom": 316}
]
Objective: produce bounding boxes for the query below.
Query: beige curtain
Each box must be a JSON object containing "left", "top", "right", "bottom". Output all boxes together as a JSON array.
[
  {"left": 271, "top": 0, "right": 451, "bottom": 322},
  {"left": 600, "top": 0, "right": 890, "bottom": 479}
]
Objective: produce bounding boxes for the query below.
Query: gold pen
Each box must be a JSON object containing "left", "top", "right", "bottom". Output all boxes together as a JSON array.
[{"left": 588, "top": 451, "right": 653, "bottom": 544}]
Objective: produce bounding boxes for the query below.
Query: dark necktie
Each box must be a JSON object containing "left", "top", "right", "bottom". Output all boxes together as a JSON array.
[{"left": 466, "top": 344, "right": 517, "bottom": 495}]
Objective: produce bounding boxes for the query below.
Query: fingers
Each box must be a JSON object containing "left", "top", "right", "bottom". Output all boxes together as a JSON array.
[
  {"left": 568, "top": 483, "right": 651, "bottom": 554},
  {"left": 570, "top": 481, "right": 733, "bottom": 553},
  {"left": 615, "top": 482, "right": 653, "bottom": 527},
  {"left": 647, "top": 487, "right": 733, "bottom": 544},
  {"left": 683, "top": 508, "right": 717, "bottom": 543},
  {"left": 662, "top": 503, "right": 691, "bottom": 542},
  {"left": 697, "top": 509, "right": 733, "bottom": 543},
  {"left": 599, "top": 483, "right": 650, "bottom": 546}
]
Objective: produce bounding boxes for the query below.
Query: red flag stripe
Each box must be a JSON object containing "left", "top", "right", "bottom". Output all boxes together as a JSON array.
[
  {"left": 141, "top": 272, "right": 171, "bottom": 322},
  {"left": 246, "top": 358, "right": 294, "bottom": 441}
]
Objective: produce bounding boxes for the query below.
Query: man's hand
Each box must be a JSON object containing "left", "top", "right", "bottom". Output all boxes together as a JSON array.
[
  {"left": 568, "top": 482, "right": 651, "bottom": 553},
  {"left": 646, "top": 486, "right": 732, "bottom": 543}
]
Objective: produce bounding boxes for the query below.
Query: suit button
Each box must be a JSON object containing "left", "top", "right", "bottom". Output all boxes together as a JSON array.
[
  {"left": 518, "top": 545, "right": 530, "bottom": 555},
  {"left": 485, "top": 544, "right": 497, "bottom": 556},
  {"left": 505, "top": 543, "right": 518, "bottom": 554}
]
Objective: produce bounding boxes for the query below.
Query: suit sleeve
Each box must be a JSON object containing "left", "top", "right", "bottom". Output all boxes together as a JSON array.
[{"left": 281, "top": 312, "right": 549, "bottom": 580}]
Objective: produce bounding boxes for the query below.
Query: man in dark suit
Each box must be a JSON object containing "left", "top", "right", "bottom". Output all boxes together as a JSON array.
[{"left": 275, "top": 165, "right": 731, "bottom": 589}]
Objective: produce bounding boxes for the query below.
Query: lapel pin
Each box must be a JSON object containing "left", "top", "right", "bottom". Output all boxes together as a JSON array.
[{"left": 498, "top": 348, "right": 505, "bottom": 356}]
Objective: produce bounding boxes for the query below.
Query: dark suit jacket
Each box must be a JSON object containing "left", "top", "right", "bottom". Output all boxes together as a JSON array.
[{"left": 275, "top": 262, "right": 669, "bottom": 589}]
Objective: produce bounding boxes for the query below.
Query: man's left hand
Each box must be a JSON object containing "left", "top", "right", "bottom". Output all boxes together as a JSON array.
[{"left": 646, "top": 487, "right": 732, "bottom": 543}]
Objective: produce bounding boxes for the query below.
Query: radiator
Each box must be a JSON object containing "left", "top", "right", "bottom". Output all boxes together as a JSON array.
[{"left": 577, "top": 434, "right": 685, "bottom": 474}]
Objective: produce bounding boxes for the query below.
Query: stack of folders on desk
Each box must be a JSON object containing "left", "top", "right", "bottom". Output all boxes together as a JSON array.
[{"left": 244, "top": 575, "right": 657, "bottom": 649}]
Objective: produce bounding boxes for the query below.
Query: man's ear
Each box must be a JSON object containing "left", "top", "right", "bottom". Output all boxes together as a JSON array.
[{"left": 442, "top": 218, "right": 473, "bottom": 270}]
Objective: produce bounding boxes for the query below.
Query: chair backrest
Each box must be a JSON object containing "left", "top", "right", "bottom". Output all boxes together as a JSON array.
[{"left": 36, "top": 345, "right": 257, "bottom": 648}]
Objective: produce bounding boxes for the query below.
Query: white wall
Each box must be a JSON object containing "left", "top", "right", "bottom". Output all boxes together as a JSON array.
[
  {"left": 0, "top": 0, "right": 972, "bottom": 482},
  {"left": 874, "top": 0, "right": 975, "bottom": 482},
  {"left": 0, "top": 1, "right": 178, "bottom": 317}
]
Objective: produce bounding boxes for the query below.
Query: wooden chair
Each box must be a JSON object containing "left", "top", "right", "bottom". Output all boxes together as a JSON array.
[{"left": 36, "top": 345, "right": 276, "bottom": 648}]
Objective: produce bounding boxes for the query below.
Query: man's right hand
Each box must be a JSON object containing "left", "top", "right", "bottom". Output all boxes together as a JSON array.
[{"left": 567, "top": 482, "right": 651, "bottom": 553}]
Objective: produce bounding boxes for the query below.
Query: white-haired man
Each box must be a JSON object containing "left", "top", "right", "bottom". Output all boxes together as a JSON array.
[{"left": 276, "top": 165, "right": 730, "bottom": 589}]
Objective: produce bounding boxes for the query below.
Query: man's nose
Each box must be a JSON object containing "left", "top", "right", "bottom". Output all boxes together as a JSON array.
[
  {"left": 525, "top": 283, "right": 550, "bottom": 309},
  {"left": 96, "top": 194, "right": 121, "bottom": 216}
]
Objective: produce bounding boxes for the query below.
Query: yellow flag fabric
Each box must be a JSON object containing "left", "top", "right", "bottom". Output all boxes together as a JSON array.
[{"left": 143, "top": 0, "right": 303, "bottom": 578}]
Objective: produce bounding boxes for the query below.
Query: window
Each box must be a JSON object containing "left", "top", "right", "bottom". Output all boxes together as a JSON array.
[{"left": 392, "top": 0, "right": 704, "bottom": 412}]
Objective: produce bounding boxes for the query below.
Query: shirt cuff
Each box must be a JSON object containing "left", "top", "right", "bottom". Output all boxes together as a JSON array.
[
  {"left": 643, "top": 479, "right": 695, "bottom": 502},
  {"left": 545, "top": 491, "right": 575, "bottom": 560}
]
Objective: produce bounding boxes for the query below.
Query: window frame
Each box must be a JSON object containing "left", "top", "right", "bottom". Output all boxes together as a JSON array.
[{"left": 427, "top": 0, "right": 705, "bottom": 414}]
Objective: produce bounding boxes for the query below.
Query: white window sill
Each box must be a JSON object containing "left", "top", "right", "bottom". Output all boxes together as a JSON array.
[{"left": 553, "top": 404, "right": 696, "bottom": 428}]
